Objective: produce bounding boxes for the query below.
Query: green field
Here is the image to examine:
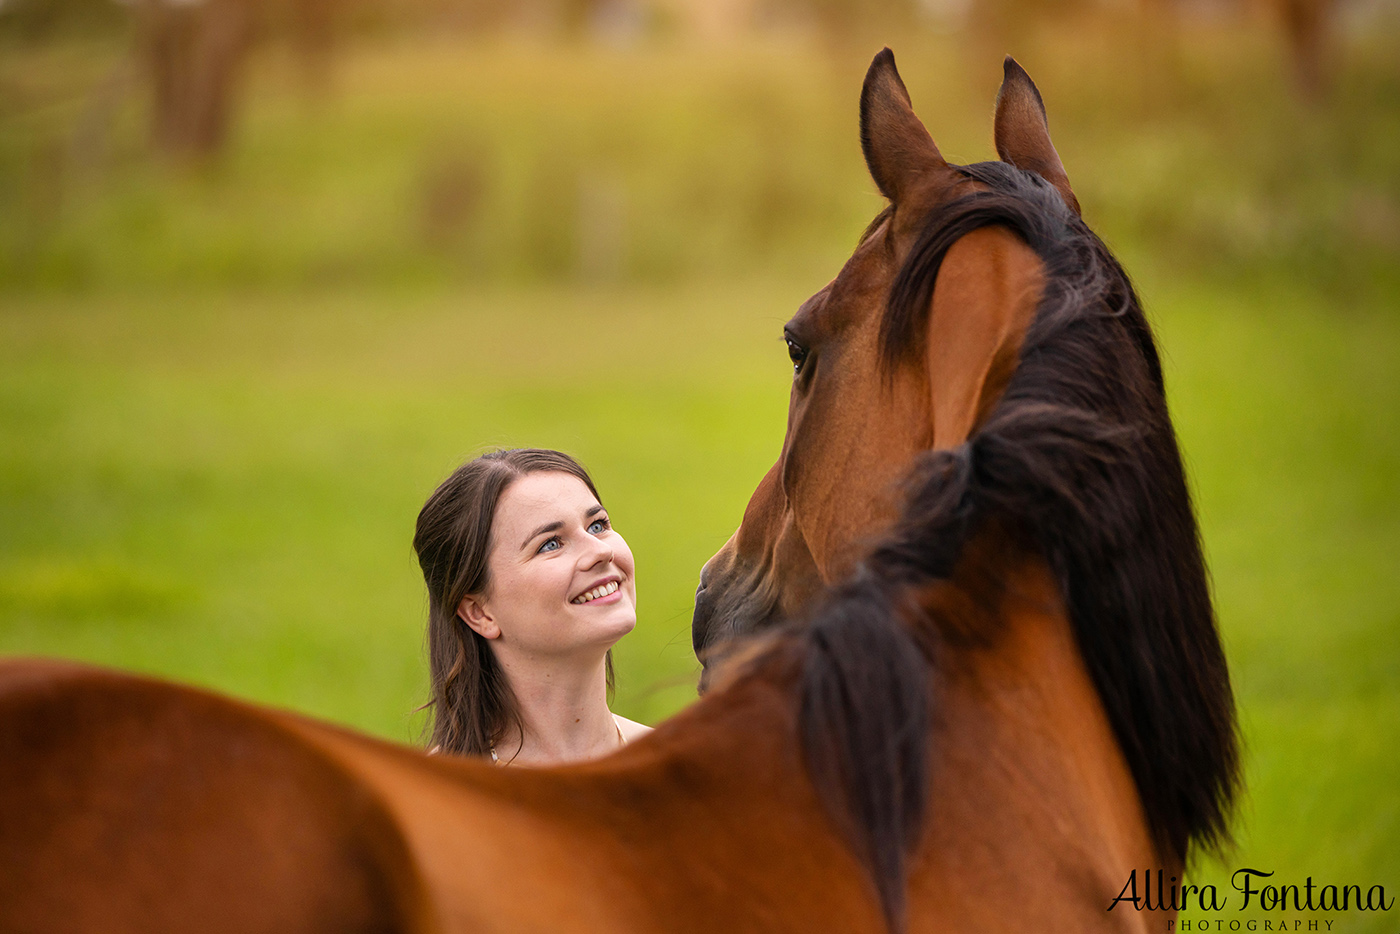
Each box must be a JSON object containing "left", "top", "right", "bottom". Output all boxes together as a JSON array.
[
  {"left": 0, "top": 278, "right": 803, "bottom": 729},
  {"left": 1, "top": 24, "right": 1397, "bottom": 932}
]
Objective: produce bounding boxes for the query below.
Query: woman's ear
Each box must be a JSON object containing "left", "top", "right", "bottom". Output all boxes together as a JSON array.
[{"left": 457, "top": 595, "right": 500, "bottom": 639}]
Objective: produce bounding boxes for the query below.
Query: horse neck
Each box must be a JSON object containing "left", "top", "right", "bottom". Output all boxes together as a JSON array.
[{"left": 907, "top": 527, "right": 1177, "bottom": 931}]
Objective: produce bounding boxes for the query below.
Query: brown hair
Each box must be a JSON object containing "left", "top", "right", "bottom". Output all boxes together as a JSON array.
[{"left": 414, "top": 448, "right": 612, "bottom": 757}]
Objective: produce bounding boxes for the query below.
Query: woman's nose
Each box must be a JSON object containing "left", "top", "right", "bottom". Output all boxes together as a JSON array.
[{"left": 578, "top": 535, "right": 614, "bottom": 570}]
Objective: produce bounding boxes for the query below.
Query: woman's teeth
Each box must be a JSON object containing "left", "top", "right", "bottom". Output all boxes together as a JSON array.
[{"left": 572, "top": 580, "right": 620, "bottom": 605}]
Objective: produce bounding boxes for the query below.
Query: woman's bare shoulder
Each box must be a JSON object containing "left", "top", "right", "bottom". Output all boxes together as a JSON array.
[{"left": 612, "top": 713, "right": 654, "bottom": 743}]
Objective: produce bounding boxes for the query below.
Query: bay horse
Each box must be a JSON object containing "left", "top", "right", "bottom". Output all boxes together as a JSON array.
[
  {"left": 0, "top": 51, "right": 1236, "bottom": 934},
  {"left": 691, "top": 47, "right": 1240, "bottom": 930}
]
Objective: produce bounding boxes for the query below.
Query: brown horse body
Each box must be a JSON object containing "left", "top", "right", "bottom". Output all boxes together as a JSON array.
[
  {"left": 0, "top": 561, "right": 1169, "bottom": 933},
  {"left": 1, "top": 51, "right": 1235, "bottom": 934},
  {"left": 0, "top": 594, "right": 1157, "bottom": 934},
  {"left": 1, "top": 657, "right": 882, "bottom": 934}
]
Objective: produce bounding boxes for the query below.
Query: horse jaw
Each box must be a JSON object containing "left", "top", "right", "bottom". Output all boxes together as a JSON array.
[{"left": 692, "top": 463, "right": 823, "bottom": 680}]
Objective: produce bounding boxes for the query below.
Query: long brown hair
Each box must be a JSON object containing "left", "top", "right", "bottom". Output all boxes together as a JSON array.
[{"left": 414, "top": 448, "right": 612, "bottom": 757}]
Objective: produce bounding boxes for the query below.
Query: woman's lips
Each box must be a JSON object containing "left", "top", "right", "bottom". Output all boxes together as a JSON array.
[{"left": 571, "top": 578, "right": 623, "bottom": 605}]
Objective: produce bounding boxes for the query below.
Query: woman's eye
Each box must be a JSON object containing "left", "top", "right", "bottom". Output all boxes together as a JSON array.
[
  {"left": 588, "top": 518, "right": 609, "bottom": 534},
  {"left": 785, "top": 337, "right": 808, "bottom": 374},
  {"left": 537, "top": 536, "right": 561, "bottom": 554}
]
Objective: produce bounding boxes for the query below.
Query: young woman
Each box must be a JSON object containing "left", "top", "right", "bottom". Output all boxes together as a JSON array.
[{"left": 413, "top": 448, "right": 651, "bottom": 766}]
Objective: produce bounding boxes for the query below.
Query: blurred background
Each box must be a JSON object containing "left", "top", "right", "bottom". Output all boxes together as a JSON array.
[{"left": 1, "top": 0, "right": 1397, "bottom": 926}]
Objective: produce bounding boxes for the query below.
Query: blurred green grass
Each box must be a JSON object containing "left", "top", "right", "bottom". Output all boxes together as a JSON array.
[
  {"left": 0, "top": 23, "right": 1397, "bottom": 931},
  {"left": 0, "top": 278, "right": 809, "bottom": 730},
  {"left": 1149, "top": 280, "right": 1399, "bottom": 930}
]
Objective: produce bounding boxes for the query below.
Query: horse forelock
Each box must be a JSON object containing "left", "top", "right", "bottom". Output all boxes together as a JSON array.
[{"left": 788, "top": 159, "right": 1239, "bottom": 930}]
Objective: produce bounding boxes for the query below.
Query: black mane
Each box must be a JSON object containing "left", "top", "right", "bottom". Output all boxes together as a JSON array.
[{"left": 790, "top": 162, "right": 1240, "bottom": 930}]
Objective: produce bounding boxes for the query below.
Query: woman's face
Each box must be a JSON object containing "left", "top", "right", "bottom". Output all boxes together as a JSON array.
[{"left": 461, "top": 471, "right": 637, "bottom": 658}]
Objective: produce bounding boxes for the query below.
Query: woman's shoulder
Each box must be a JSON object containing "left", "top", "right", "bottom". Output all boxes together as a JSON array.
[{"left": 611, "top": 713, "right": 654, "bottom": 743}]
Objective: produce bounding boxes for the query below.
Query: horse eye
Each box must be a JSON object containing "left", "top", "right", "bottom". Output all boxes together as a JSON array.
[{"left": 785, "top": 338, "right": 808, "bottom": 373}]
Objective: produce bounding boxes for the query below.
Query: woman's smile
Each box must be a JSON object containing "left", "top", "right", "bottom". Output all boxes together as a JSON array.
[{"left": 572, "top": 577, "right": 623, "bottom": 605}]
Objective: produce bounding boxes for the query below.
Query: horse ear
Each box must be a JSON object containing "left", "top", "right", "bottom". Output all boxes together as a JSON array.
[
  {"left": 926, "top": 227, "right": 1045, "bottom": 450},
  {"left": 861, "top": 48, "right": 946, "bottom": 204},
  {"left": 993, "top": 57, "right": 1080, "bottom": 216}
]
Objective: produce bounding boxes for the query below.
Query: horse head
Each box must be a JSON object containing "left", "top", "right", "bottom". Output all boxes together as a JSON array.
[{"left": 693, "top": 51, "right": 1075, "bottom": 666}]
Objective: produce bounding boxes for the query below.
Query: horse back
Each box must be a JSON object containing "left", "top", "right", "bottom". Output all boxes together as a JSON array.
[{"left": 0, "top": 658, "right": 436, "bottom": 934}]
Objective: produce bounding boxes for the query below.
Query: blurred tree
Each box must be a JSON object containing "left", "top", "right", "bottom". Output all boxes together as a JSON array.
[
  {"left": 131, "top": 0, "right": 347, "bottom": 158},
  {"left": 781, "top": 0, "right": 915, "bottom": 38},
  {"left": 0, "top": 0, "right": 127, "bottom": 38},
  {"left": 136, "top": 0, "right": 259, "bottom": 157},
  {"left": 1140, "top": 0, "right": 1345, "bottom": 99},
  {"left": 963, "top": 0, "right": 1093, "bottom": 53},
  {"left": 1276, "top": 0, "right": 1336, "bottom": 96},
  {"left": 551, "top": 0, "right": 651, "bottom": 39},
  {"left": 557, "top": 0, "right": 602, "bottom": 33},
  {"left": 654, "top": 0, "right": 755, "bottom": 40},
  {"left": 288, "top": 0, "right": 334, "bottom": 93}
]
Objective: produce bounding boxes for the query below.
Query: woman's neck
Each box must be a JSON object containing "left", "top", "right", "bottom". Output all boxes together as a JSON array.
[{"left": 492, "top": 651, "right": 618, "bottom": 766}]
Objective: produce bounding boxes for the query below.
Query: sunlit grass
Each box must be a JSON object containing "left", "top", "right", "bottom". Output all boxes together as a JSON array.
[
  {"left": 0, "top": 278, "right": 805, "bottom": 732},
  {"left": 1143, "top": 276, "right": 1400, "bottom": 932}
]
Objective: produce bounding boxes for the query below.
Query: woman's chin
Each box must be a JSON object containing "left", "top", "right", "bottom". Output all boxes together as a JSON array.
[
  {"left": 576, "top": 604, "right": 637, "bottom": 644},
  {"left": 558, "top": 588, "right": 636, "bottom": 641}
]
